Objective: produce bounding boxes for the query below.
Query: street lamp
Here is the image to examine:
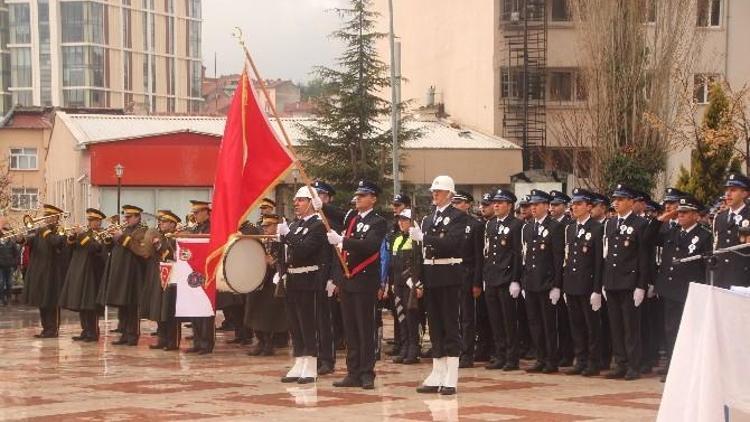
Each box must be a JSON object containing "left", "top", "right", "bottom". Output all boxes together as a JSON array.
[{"left": 114, "top": 164, "right": 124, "bottom": 217}]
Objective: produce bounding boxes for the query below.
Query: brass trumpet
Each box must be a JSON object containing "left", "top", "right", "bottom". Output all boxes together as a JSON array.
[
  {"left": 92, "top": 222, "right": 127, "bottom": 242},
  {"left": 22, "top": 212, "right": 70, "bottom": 230}
]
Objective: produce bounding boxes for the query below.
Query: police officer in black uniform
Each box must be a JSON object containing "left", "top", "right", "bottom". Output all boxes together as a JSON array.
[
  {"left": 712, "top": 172, "right": 750, "bottom": 289},
  {"left": 602, "top": 184, "right": 651, "bottom": 380},
  {"left": 412, "top": 175, "right": 468, "bottom": 396},
  {"left": 655, "top": 195, "right": 712, "bottom": 382},
  {"left": 562, "top": 189, "right": 604, "bottom": 376},
  {"left": 483, "top": 188, "right": 523, "bottom": 371},
  {"left": 326, "top": 180, "right": 387, "bottom": 390},
  {"left": 521, "top": 190, "right": 565, "bottom": 374},
  {"left": 549, "top": 190, "right": 574, "bottom": 367}
]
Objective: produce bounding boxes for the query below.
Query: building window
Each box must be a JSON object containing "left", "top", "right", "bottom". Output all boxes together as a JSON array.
[
  {"left": 10, "top": 47, "right": 31, "bottom": 88},
  {"left": 551, "top": 0, "right": 570, "bottom": 22},
  {"left": 549, "top": 71, "right": 573, "bottom": 102},
  {"left": 123, "top": 51, "right": 132, "bottom": 91},
  {"left": 63, "top": 89, "right": 85, "bottom": 107},
  {"left": 693, "top": 74, "right": 718, "bottom": 104},
  {"left": 165, "top": 16, "right": 174, "bottom": 54},
  {"left": 187, "top": 0, "right": 201, "bottom": 18},
  {"left": 62, "top": 46, "right": 86, "bottom": 86},
  {"left": 501, "top": 68, "right": 520, "bottom": 99},
  {"left": 123, "top": 8, "right": 132, "bottom": 48},
  {"left": 165, "top": 0, "right": 173, "bottom": 14},
  {"left": 11, "top": 90, "right": 32, "bottom": 106},
  {"left": 9, "top": 4, "right": 31, "bottom": 44},
  {"left": 501, "top": 0, "right": 542, "bottom": 22},
  {"left": 61, "top": 2, "right": 84, "bottom": 42},
  {"left": 60, "top": 2, "right": 108, "bottom": 44},
  {"left": 187, "top": 20, "right": 201, "bottom": 58},
  {"left": 189, "top": 61, "right": 202, "bottom": 98},
  {"left": 697, "top": 0, "right": 721, "bottom": 27},
  {"left": 9, "top": 148, "right": 38, "bottom": 170},
  {"left": 11, "top": 187, "right": 38, "bottom": 210}
]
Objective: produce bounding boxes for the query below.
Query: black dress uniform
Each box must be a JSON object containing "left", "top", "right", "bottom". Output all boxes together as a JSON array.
[
  {"left": 245, "top": 236, "right": 287, "bottom": 355},
  {"left": 281, "top": 212, "right": 328, "bottom": 383},
  {"left": 602, "top": 185, "right": 651, "bottom": 379},
  {"left": 482, "top": 189, "right": 523, "bottom": 370},
  {"left": 655, "top": 196, "right": 712, "bottom": 372},
  {"left": 550, "top": 190, "right": 574, "bottom": 367},
  {"left": 332, "top": 180, "right": 387, "bottom": 389},
  {"left": 186, "top": 211, "right": 214, "bottom": 354},
  {"left": 389, "top": 212, "right": 422, "bottom": 364},
  {"left": 521, "top": 190, "right": 565, "bottom": 373},
  {"left": 562, "top": 189, "right": 604, "bottom": 375},
  {"left": 712, "top": 173, "right": 750, "bottom": 289}
]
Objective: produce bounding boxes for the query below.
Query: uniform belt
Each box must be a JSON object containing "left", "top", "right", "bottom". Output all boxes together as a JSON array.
[
  {"left": 423, "top": 258, "right": 463, "bottom": 265},
  {"left": 288, "top": 265, "right": 319, "bottom": 274}
]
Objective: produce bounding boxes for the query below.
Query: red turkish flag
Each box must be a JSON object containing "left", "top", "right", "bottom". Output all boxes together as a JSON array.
[{"left": 205, "top": 71, "right": 295, "bottom": 304}]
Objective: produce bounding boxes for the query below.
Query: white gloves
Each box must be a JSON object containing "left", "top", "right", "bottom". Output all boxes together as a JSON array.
[
  {"left": 409, "top": 226, "right": 424, "bottom": 242},
  {"left": 406, "top": 277, "right": 414, "bottom": 289},
  {"left": 563, "top": 293, "right": 568, "bottom": 304},
  {"left": 311, "top": 195, "right": 323, "bottom": 211},
  {"left": 549, "top": 287, "right": 561, "bottom": 305},
  {"left": 633, "top": 288, "right": 646, "bottom": 307},
  {"left": 602, "top": 287, "right": 607, "bottom": 301},
  {"left": 326, "top": 230, "right": 343, "bottom": 245},
  {"left": 647, "top": 284, "right": 656, "bottom": 298},
  {"left": 277, "top": 221, "right": 290, "bottom": 237},
  {"left": 521, "top": 289, "right": 526, "bottom": 299},
  {"left": 272, "top": 272, "right": 281, "bottom": 285},
  {"left": 509, "top": 282, "right": 521, "bottom": 298},
  {"left": 590, "top": 292, "right": 602, "bottom": 312},
  {"left": 325, "top": 280, "right": 336, "bottom": 297}
]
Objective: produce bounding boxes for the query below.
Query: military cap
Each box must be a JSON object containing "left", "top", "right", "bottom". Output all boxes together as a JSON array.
[
  {"left": 42, "top": 204, "right": 64, "bottom": 216},
  {"left": 480, "top": 192, "right": 493, "bottom": 206},
  {"left": 611, "top": 184, "right": 639, "bottom": 199},
  {"left": 527, "top": 189, "right": 552, "bottom": 204},
  {"left": 121, "top": 204, "right": 143, "bottom": 215},
  {"left": 261, "top": 213, "right": 282, "bottom": 226},
  {"left": 549, "top": 190, "right": 571, "bottom": 205},
  {"left": 189, "top": 200, "right": 211, "bottom": 212},
  {"left": 570, "top": 188, "right": 595, "bottom": 203},
  {"left": 663, "top": 187, "right": 688, "bottom": 203},
  {"left": 85, "top": 208, "right": 107, "bottom": 220},
  {"left": 158, "top": 210, "right": 181, "bottom": 224},
  {"left": 354, "top": 180, "right": 381, "bottom": 196},
  {"left": 259, "top": 198, "right": 276, "bottom": 209},
  {"left": 393, "top": 193, "right": 411, "bottom": 206},
  {"left": 452, "top": 190, "right": 474, "bottom": 203},
  {"left": 676, "top": 195, "right": 704, "bottom": 212},
  {"left": 725, "top": 172, "right": 750, "bottom": 189},
  {"left": 313, "top": 181, "right": 336, "bottom": 196},
  {"left": 491, "top": 188, "right": 517, "bottom": 203}
]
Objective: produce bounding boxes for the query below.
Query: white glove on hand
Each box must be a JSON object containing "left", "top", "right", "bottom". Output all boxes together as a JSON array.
[
  {"left": 277, "top": 221, "right": 290, "bottom": 237},
  {"left": 311, "top": 195, "right": 323, "bottom": 212},
  {"left": 326, "top": 230, "right": 343, "bottom": 245},
  {"left": 325, "top": 280, "right": 336, "bottom": 297},
  {"left": 647, "top": 284, "right": 656, "bottom": 299},
  {"left": 549, "top": 287, "right": 561, "bottom": 305},
  {"left": 509, "top": 282, "right": 521, "bottom": 299},
  {"left": 409, "top": 226, "right": 424, "bottom": 242},
  {"left": 590, "top": 292, "right": 602, "bottom": 312},
  {"left": 602, "top": 287, "right": 607, "bottom": 301},
  {"left": 406, "top": 277, "right": 414, "bottom": 289},
  {"left": 272, "top": 272, "right": 281, "bottom": 285},
  {"left": 633, "top": 288, "right": 646, "bottom": 307},
  {"left": 563, "top": 293, "right": 568, "bottom": 304},
  {"left": 521, "top": 289, "right": 526, "bottom": 299}
]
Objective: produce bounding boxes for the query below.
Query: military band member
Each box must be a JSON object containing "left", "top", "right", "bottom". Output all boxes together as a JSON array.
[
  {"left": 59, "top": 208, "right": 107, "bottom": 342},
  {"left": 410, "top": 175, "right": 467, "bottom": 395},
  {"left": 450, "top": 191, "right": 484, "bottom": 369},
  {"left": 97, "top": 205, "right": 149, "bottom": 346},
  {"left": 186, "top": 200, "right": 214, "bottom": 354},
  {"left": 155, "top": 210, "right": 180, "bottom": 351},
  {"left": 603, "top": 185, "right": 651, "bottom": 380},
  {"left": 23, "top": 204, "right": 66, "bottom": 338},
  {"left": 712, "top": 172, "right": 750, "bottom": 288},
  {"left": 562, "top": 189, "right": 604, "bottom": 376},
  {"left": 483, "top": 188, "right": 523, "bottom": 371},
  {"left": 389, "top": 208, "right": 422, "bottom": 364},
  {"left": 521, "top": 190, "right": 565, "bottom": 374},
  {"left": 655, "top": 195, "right": 711, "bottom": 382},
  {"left": 326, "top": 180, "right": 387, "bottom": 390}
]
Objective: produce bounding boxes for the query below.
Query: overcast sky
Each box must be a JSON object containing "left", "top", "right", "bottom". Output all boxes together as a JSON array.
[{"left": 201, "top": 0, "right": 348, "bottom": 83}]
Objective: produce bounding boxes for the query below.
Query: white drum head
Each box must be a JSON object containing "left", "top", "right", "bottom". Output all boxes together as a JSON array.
[{"left": 222, "top": 237, "right": 266, "bottom": 293}]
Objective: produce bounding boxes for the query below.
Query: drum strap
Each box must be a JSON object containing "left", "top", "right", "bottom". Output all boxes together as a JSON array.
[{"left": 343, "top": 215, "right": 379, "bottom": 278}]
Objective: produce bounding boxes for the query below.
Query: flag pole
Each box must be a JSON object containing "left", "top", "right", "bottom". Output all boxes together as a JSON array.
[{"left": 232, "top": 28, "right": 351, "bottom": 278}]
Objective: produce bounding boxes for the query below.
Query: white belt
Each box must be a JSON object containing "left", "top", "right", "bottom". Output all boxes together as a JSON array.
[
  {"left": 423, "top": 258, "right": 463, "bottom": 265},
  {"left": 288, "top": 265, "right": 319, "bottom": 274}
]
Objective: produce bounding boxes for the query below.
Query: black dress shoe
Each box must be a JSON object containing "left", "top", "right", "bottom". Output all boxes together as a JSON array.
[
  {"left": 605, "top": 367, "right": 627, "bottom": 379},
  {"left": 33, "top": 333, "right": 45, "bottom": 338},
  {"left": 109, "top": 328, "right": 123, "bottom": 333},
  {"left": 392, "top": 356, "right": 405, "bottom": 364},
  {"left": 403, "top": 356, "right": 420, "bottom": 365},
  {"left": 333, "top": 376, "right": 362, "bottom": 388},
  {"left": 149, "top": 343, "right": 166, "bottom": 350},
  {"left": 298, "top": 377, "right": 316, "bottom": 384},
  {"left": 112, "top": 339, "right": 128, "bottom": 345},
  {"left": 164, "top": 345, "right": 179, "bottom": 351},
  {"left": 127, "top": 342, "right": 138, "bottom": 346},
  {"left": 542, "top": 365, "right": 559, "bottom": 374},
  {"left": 459, "top": 358, "right": 474, "bottom": 369},
  {"left": 360, "top": 376, "right": 375, "bottom": 390},
  {"left": 185, "top": 347, "right": 201, "bottom": 353},
  {"left": 565, "top": 365, "right": 585, "bottom": 375},
  {"left": 502, "top": 362, "right": 520, "bottom": 371},
  {"left": 318, "top": 363, "right": 334, "bottom": 375},
  {"left": 198, "top": 349, "right": 211, "bottom": 355},
  {"left": 485, "top": 359, "right": 505, "bottom": 370},
  {"left": 416, "top": 385, "right": 440, "bottom": 394},
  {"left": 439, "top": 387, "right": 456, "bottom": 396},
  {"left": 473, "top": 352, "right": 490, "bottom": 362},
  {"left": 72, "top": 335, "right": 85, "bottom": 341},
  {"left": 582, "top": 367, "right": 600, "bottom": 377},
  {"left": 226, "top": 338, "right": 243, "bottom": 344},
  {"left": 526, "top": 362, "right": 545, "bottom": 373},
  {"left": 624, "top": 369, "right": 641, "bottom": 380},
  {"left": 559, "top": 358, "right": 574, "bottom": 367},
  {"left": 281, "top": 376, "right": 299, "bottom": 383}
]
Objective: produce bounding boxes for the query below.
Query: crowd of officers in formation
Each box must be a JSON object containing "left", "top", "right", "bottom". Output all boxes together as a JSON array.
[{"left": 16, "top": 171, "right": 750, "bottom": 395}]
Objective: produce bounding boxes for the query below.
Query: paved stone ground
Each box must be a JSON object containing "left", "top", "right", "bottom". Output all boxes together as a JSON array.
[{"left": 0, "top": 306, "right": 662, "bottom": 421}]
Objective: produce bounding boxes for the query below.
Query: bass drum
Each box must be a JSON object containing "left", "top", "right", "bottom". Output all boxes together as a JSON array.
[{"left": 219, "top": 237, "right": 266, "bottom": 294}]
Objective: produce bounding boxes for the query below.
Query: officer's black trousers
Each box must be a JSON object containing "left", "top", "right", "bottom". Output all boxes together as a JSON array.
[
  {"left": 606, "top": 289, "right": 641, "bottom": 371},
  {"left": 80, "top": 310, "right": 99, "bottom": 339},
  {"left": 567, "top": 294, "right": 601, "bottom": 368},
  {"left": 316, "top": 290, "right": 335, "bottom": 364},
  {"left": 475, "top": 292, "right": 493, "bottom": 357},
  {"left": 516, "top": 295, "right": 533, "bottom": 355},
  {"left": 424, "top": 285, "right": 461, "bottom": 358},
  {"left": 394, "top": 284, "right": 420, "bottom": 358},
  {"left": 340, "top": 289, "right": 377, "bottom": 379},
  {"left": 118, "top": 305, "right": 140, "bottom": 344},
  {"left": 599, "top": 300, "right": 613, "bottom": 368},
  {"left": 285, "top": 289, "right": 317, "bottom": 357},
  {"left": 663, "top": 298, "right": 685, "bottom": 366},
  {"left": 557, "top": 298, "right": 574, "bottom": 362},
  {"left": 524, "top": 290, "right": 558, "bottom": 367},
  {"left": 485, "top": 284, "right": 519, "bottom": 364},
  {"left": 191, "top": 316, "right": 215, "bottom": 352},
  {"left": 641, "top": 296, "right": 663, "bottom": 368},
  {"left": 459, "top": 283, "right": 477, "bottom": 359},
  {"left": 39, "top": 307, "right": 59, "bottom": 335},
  {"left": 161, "top": 285, "right": 180, "bottom": 348}
]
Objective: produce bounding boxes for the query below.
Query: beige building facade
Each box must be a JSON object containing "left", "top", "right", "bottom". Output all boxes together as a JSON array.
[
  {"left": 374, "top": 0, "right": 750, "bottom": 187},
  {"left": 4, "top": 0, "right": 203, "bottom": 115}
]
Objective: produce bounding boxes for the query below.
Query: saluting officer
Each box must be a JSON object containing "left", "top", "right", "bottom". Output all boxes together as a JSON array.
[
  {"left": 521, "top": 190, "right": 565, "bottom": 374},
  {"left": 712, "top": 172, "right": 750, "bottom": 288},
  {"left": 655, "top": 195, "right": 712, "bottom": 382},
  {"left": 278, "top": 186, "right": 328, "bottom": 384},
  {"left": 482, "top": 188, "right": 523, "bottom": 371},
  {"left": 326, "top": 180, "right": 387, "bottom": 390},
  {"left": 562, "top": 189, "right": 604, "bottom": 376},
  {"left": 451, "top": 191, "right": 484, "bottom": 369},
  {"left": 410, "top": 175, "right": 468, "bottom": 396},
  {"left": 602, "top": 185, "right": 651, "bottom": 380}
]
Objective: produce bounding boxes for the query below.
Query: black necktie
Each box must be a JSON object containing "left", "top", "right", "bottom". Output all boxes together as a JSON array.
[
  {"left": 729, "top": 212, "right": 736, "bottom": 225},
  {"left": 617, "top": 217, "right": 624, "bottom": 228},
  {"left": 577, "top": 223, "right": 584, "bottom": 232}
]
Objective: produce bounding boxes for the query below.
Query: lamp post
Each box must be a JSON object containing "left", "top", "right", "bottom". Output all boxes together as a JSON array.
[{"left": 114, "top": 164, "right": 124, "bottom": 217}]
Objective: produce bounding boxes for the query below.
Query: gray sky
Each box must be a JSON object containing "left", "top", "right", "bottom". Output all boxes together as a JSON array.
[{"left": 201, "top": 0, "right": 347, "bottom": 83}]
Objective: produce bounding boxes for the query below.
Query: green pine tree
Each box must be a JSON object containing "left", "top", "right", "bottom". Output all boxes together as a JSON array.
[
  {"left": 298, "top": 0, "right": 420, "bottom": 203},
  {"left": 676, "top": 83, "right": 741, "bottom": 205}
]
